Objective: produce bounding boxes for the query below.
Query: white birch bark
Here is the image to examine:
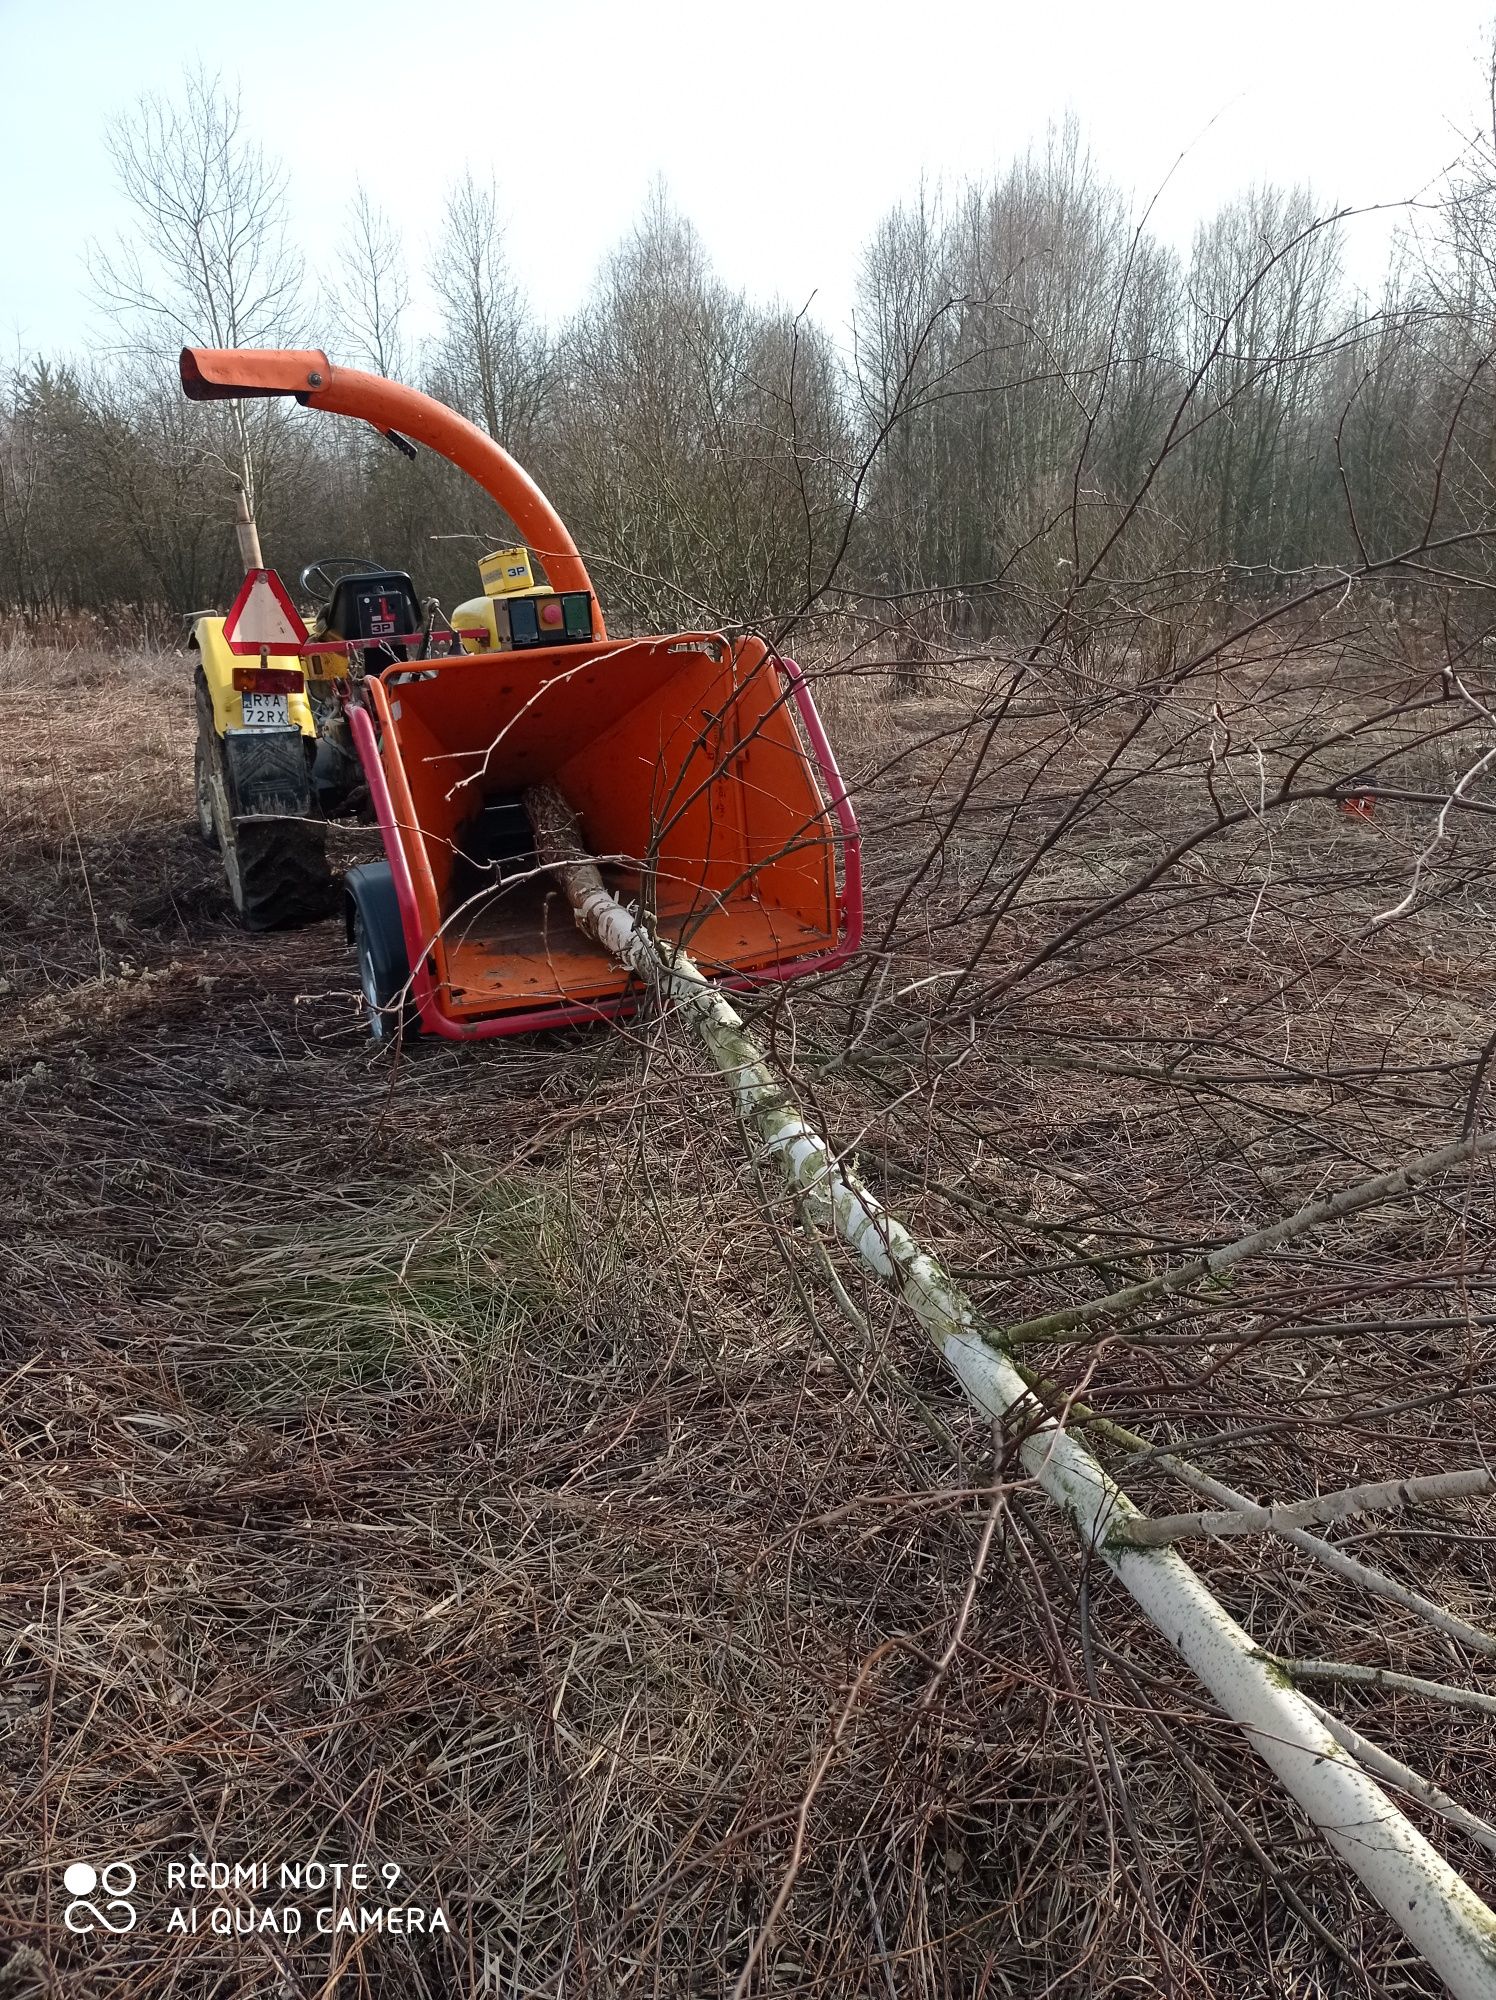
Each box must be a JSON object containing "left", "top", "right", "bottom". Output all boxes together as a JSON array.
[
  {"left": 525, "top": 786, "right": 1496, "bottom": 2000},
  {"left": 1114, "top": 1466, "right": 1494, "bottom": 1548}
]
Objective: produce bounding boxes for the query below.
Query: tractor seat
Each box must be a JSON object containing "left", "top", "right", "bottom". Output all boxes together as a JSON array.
[{"left": 323, "top": 570, "right": 423, "bottom": 665}]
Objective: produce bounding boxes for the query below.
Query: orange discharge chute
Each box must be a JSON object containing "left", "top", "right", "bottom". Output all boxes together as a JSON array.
[{"left": 179, "top": 347, "right": 600, "bottom": 619}]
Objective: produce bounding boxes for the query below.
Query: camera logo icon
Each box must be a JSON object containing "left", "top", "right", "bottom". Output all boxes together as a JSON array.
[{"left": 63, "top": 1861, "right": 137, "bottom": 1934}]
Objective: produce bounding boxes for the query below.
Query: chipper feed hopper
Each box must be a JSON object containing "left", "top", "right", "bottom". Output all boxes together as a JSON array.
[{"left": 181, "top": 347, "right": 860, "bottom": 1039}]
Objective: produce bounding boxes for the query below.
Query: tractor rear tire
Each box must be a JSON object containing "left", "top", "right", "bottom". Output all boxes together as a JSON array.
[
  {"left": 230, "top": 817, "right": 335, "bottom": 932},
  {"left": 194, "top": 669, "right": 334, "bottom": 930}
]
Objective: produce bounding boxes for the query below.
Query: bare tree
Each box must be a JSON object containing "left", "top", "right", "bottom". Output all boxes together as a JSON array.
[
  {"left": 330, "top": 181, "right": 409, "bottom": 380},
  {"left": 1183, "top": 184, "right": 1345, "bottom": 569},
  {"left": 90, "top": 67, "right": 303, "bottom": 516},
  {"left": 429, "top": 170, "right": 548, "bottom": 453},
  {"left": 549, "top": 185, "right": 852, "bottom": 626},
  {"left": 851, "top": 126, "right": 1186, "bottom": 635}
]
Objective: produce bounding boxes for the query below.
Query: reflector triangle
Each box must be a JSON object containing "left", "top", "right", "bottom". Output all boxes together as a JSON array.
[{"left": 223, "top": 569, "right": 308, "bottom": 654}]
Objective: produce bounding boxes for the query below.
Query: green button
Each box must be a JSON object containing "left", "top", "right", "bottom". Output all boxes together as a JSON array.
[{"left": 563, "top": 593, "right": 592, "bottom": 639}]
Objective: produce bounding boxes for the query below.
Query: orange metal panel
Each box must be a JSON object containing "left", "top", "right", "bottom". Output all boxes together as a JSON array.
[
  {"left": 179, "top": 348, "right": 333, "bottom": 399},
  {"left": 364, "top": 672, "right": 448, "bottom": 994},
  {"left": 374, "top": 633, "right": 839, "bottom": 1019},
  {"left": 443, "top": 888, "right": 831, "bottom": 1013}
]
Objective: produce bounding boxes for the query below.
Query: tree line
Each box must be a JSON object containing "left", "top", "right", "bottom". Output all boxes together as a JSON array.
[{"left": 4, "top": 71, "right": 1496, "bottom": 643}]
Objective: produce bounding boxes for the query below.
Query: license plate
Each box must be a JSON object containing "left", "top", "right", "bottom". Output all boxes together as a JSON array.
[{"left": 241, "top": 692, "right": 290, "bottom": 727}]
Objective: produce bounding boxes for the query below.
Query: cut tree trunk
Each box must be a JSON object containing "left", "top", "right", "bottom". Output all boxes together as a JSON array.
[{"left": 524, "top": 783, "right": 1496, "bottom": 2000}]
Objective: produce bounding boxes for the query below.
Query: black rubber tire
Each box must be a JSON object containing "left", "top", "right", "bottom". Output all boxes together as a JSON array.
[
  {"left": 354, "top": 907, "right": 394, "bottom": 1039},
  {"left": 232, "top": 817, "right": 335, "bottom": 932},
  {"left": 193, "top": 669, "right": 333, "bottom": 929},
  {"left": 347, "top": 862, "right": 416, "bottom": 1039},
  {"left": 193, "top": 674, "right": 221, "bottom": 844},
  {"left": 193, "top": 731, "right": 217, "bottom": 843}
]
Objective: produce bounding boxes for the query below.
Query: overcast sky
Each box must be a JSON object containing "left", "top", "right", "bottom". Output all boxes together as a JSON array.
[{"left": 2, "top": 0, "right": 1493, "bottom": 362}]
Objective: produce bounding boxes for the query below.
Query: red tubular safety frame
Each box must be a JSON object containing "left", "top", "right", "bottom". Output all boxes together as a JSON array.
[{"left": 348, "top": 658, "right": 861, "bottom": 1041}]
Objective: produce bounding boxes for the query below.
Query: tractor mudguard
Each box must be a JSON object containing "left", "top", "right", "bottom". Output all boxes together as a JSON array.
[
  {"left": 223, "top": 725, "right": 314, "bottom": 818},
  {"left": 193, "top": 614, "right": 316, "bottom": 739}
]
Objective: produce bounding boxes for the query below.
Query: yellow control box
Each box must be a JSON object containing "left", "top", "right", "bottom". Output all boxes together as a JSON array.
[{"left": 479, "top": 545, "right": 536, "bottom": 597}]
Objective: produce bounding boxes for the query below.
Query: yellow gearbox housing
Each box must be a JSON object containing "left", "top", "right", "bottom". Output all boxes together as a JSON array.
[
  {"left": 454, "top": 542, "right": 569, "bottom": 655},
  {"left": 451, "top": 545, "right": 599, "bottom": 656}
]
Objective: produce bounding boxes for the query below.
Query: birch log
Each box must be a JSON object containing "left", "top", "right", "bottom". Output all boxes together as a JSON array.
[
  {"left": 524, "top": 785, "right": 1496, "bottom": 2000},
  {"left": 1113, "top": 1466, "right": 1495, "bottom": 1549}
]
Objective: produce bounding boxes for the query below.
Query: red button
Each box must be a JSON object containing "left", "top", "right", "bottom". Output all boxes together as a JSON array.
[{"left": 539, "top": 599, "right": 564, "bottom": 628}]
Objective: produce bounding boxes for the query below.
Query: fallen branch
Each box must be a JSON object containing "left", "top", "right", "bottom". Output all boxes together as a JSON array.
[
  {"left": 1305, "top": 1699, "right": 1496, "bottom": 1861},
  {"left": 1273, "top": 1655, "right": 1496, "bottom": 1720},
  {"left": 1113, "top": 1467, "right": 1494, "bottom": 1550},
  {"left": 525, "top": 783, "right": 1496, "bottom": 2000},
  {"left": 998, "top": 1131, "right": 1496, "bottom": 1347},
  {"left": 1011, "top": 1363, "right": 1496, "bottom": 1658}
]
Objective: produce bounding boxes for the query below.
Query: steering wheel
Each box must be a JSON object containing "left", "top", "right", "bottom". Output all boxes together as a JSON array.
[{"left": 299, "top": 556, "right": 386, "bottom": 599}]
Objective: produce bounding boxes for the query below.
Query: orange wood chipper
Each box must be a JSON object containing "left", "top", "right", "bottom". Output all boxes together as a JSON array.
[{"left": 181, "top": 347, "right": 861, "bottom": 1040}]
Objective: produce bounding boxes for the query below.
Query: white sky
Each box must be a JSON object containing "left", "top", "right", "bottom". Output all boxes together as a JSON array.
[{"left": 1, "top": 0, "right": 1492, "bottom": 361}]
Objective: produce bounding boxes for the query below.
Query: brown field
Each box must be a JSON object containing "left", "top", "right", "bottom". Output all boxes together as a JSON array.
[{"left": 3, "top": 632, "right": 1495, "bottom": 1999}]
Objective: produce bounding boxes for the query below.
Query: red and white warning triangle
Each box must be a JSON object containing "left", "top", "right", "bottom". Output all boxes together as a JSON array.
[{"left": 223, "top": 568, "right": 308, "bottom": 655}]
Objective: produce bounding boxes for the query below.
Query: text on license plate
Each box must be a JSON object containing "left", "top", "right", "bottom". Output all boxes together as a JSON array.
[{"left": 241, "top": 692, "right": 290, "bottom": 727}]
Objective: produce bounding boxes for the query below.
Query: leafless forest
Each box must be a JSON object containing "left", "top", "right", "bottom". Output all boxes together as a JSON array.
[{"left": 5, "top": 55, "right": 1496, "bottom": 2000}]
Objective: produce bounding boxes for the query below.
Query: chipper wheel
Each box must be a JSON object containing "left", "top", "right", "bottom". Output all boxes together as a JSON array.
[
  {"left": 345, "top": 862, "right": 417, "bottom": 1040},
  {"left": 194, "top": 674, "right": 334, "bottom": 930}
]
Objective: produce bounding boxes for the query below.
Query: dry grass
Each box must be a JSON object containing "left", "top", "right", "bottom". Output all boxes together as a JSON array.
[{"left": 3, "top": 627, "right": 1495, "bottom": 1998}]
